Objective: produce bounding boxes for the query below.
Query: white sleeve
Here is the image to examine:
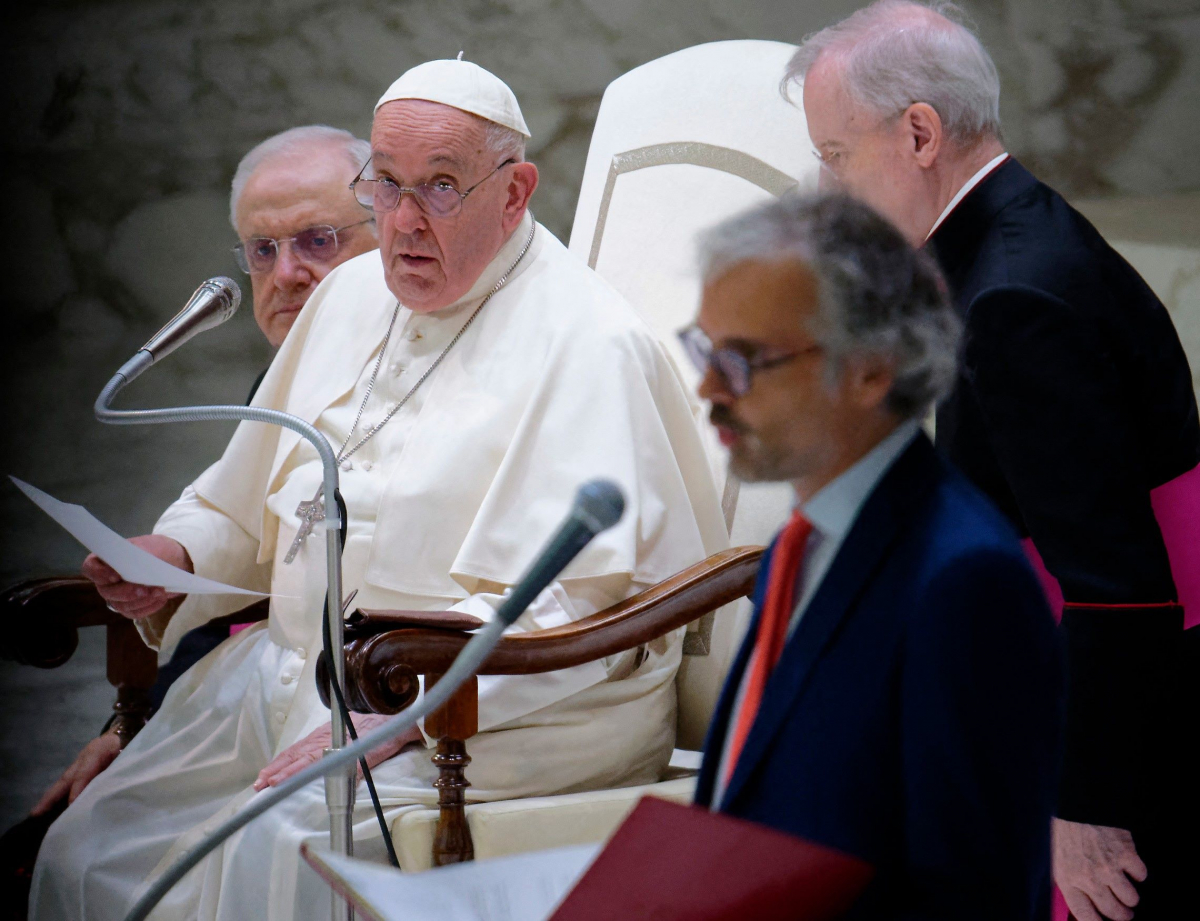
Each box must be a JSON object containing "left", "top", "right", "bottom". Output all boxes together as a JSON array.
[
  {"left": 414, "top": 574, "right": 646, "bottom": 744},
  {"left": 137, "top": 484, "right": 270, "bottom": 658}
]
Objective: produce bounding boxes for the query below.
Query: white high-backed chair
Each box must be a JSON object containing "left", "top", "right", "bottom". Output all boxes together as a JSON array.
[{"left": 389, "top": 39, "right": 820, "bottom": 869}]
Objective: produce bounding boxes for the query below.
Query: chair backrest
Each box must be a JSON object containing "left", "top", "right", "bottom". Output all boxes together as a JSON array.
[{"left": 567, "top": 39, "right": 819, "bottom": 750}]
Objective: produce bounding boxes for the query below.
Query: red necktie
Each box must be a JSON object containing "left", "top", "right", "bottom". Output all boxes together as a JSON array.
[{"left": 724, "top": 509, "right": 813, "bottom": 784}]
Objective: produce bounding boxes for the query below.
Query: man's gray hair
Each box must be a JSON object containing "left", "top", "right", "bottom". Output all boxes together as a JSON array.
[
  {"left": 784, "top": 1, "right": 1001, "bottom": 145},
  {"left": 482, "top": 120, "right": 527, "bottom": 163},
  {"left": 229, "top": 125, "right": 372, "bottom": 228},
  {"left": 699, "top": 192, "right": 960, "bottom": 420}
]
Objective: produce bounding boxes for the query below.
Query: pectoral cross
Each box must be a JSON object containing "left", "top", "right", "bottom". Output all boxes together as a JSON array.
[{"left": 284, "top": 485, "right": 325, "bottom": 564}]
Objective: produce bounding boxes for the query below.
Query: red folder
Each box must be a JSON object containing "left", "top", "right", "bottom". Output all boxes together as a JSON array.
[{"left": 549, "top": 796, "right": 873, "bottom": 921}]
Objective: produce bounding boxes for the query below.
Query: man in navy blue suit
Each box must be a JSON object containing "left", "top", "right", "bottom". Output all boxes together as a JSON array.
[
  {"left": 681, "top": 192, "right": 1063, "bottom": 918},
  {"left": 787, "top": 4, "right": 1198, "bottom": 919}
]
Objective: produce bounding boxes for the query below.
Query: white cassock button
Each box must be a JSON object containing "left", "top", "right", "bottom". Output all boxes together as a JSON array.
[
  {"left": 391, "top": 364, "right": 405, "bottom": 377},
  {"left": 296, "top": 647, "right": 307, "bottom": 659},
  {"left": 275, "top": 711, "right": 285, "bottom": 722},
  {"left": 361, "top": 460, "right": 373, "bottom": 472},
  {"left": 405, "top": 329, "right": 422, "bottom": 341},
  {"left": 281, "top": 674, "right": 295, "bottom": 685}
]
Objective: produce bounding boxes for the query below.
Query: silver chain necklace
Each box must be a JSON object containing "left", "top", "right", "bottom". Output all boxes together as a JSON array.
[{"left": 284, "top": 217, "right": 538, "bottom": 564}]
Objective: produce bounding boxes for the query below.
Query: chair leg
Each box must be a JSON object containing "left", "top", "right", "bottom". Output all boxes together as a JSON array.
[
  {"left": 431, "top": 738, "right": 473, "bottom": 866},
  {"left": 106, "top": 618, "right": 158, "bottom": 748},
  {"left": 425, "top": 674, "right": 478, "bottom": 866}
]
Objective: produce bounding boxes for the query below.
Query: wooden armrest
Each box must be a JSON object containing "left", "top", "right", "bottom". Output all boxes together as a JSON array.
[
  {"left": 345, "top": 609, "right": 486, "bottom": 637},
  {"left": 322, "top": 546, "right": 763, "bottom": 714},
  {"left": 1, "top": 576, "right": 120, "bottom": 667},
  {"left": 0, "top": 575, "right": 269, "bottom": 667}
]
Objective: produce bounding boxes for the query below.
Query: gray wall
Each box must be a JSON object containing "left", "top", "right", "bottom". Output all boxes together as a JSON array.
[{"left": 2, "top": 0, "right": 1198, "bottom": 826}]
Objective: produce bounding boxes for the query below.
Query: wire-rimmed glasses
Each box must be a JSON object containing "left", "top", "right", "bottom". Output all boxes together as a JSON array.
[
  {"left": 677, "top": 324, "right": 822, "bottom": 397},
  {"left": 232, "top": 219, "right": 374, "bottom": 274},
  {"left": 349, "top": 158, "right": 517, "bottom": 218}
]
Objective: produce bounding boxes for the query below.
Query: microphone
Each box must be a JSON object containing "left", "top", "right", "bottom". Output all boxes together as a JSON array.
[
  {"left": 140, "top": 276, "right": 241, "bottom": 365},
  {"left": 495, "top": 478, "right": 626, "bottom": 627}
]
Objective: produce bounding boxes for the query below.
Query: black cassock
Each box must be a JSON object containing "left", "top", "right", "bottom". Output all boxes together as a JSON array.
[{"left": 929, "top": 157, "right": 1198, "bottom": 916}]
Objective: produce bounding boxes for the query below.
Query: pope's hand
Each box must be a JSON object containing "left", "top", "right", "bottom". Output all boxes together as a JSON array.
[
  {"left": 81, "top": 535, "right": 192, "bottom": 619},
  {"left": 30, "top": 729, "right": 122, "bottom": 815},
  {"left": 253, "top": 715, "right": 424, "bottom": 790},
  {"left": 1053, "top": 818, "right": 1147, "bottom": 921}
]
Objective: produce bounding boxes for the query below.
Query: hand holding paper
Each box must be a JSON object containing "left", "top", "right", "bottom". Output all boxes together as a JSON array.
[
  {"left": 10, "top": 477, "right": 271, "bottom": 606},
  {"left": 81, "top": 533, "right": 193, "bottom": 620}
]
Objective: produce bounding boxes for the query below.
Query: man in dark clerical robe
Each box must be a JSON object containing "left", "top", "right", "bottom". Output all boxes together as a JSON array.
[{"left": 788, "top": 4, "right": 1198, "bottom": 920}]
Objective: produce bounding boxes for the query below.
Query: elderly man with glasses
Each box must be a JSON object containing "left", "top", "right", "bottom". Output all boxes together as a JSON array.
[
  {"left": 23, "top": 125, "right": 379, "bottom": 828},
  {"left": 30, "top": 59, "right": 727, "bottom": 921},
  {"left": 229, "top": 126, "right": 378, "bottom": 355},
  {"left": 789, "top": 5, "right": 1199, "bottom": 918}
]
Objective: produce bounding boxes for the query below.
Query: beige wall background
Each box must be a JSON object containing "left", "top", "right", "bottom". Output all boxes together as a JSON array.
[{"left": 1, "top": 0, "right": 1197, "bottom": 824}]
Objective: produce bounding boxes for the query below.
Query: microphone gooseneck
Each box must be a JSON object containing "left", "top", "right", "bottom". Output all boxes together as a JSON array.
[
  {"left": 93, "top": 275, "right": 348, "bottom": 919},
  {"left": 121, "top": 479, "right": 626, "bottom": 921}
]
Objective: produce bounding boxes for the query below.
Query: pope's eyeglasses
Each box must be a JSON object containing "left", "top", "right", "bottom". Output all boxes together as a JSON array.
[
  {"left": 232, "top": 220, "right": 373, "bottom": 274},
  {"left": 677, "top": 325, "right": 823, "bottom": 398},
  {"left": 350, "top": 158, "right": 517, "bottom": 219}
]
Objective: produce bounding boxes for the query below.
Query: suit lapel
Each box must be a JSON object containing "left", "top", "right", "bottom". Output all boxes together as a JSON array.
[{"left": 719, "top": 436, "right": 941, "bottom": 807}]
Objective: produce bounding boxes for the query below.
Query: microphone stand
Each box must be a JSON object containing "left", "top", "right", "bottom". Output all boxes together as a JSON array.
[{"left": 95, "top": 348, "right": 357, "bottom": 921}]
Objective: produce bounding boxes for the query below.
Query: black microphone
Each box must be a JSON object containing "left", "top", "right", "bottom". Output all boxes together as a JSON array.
[
  {"left": 495, "top": 479, "right": 626, "bottom": 627},
  {"left": 140, "top": 276, "right": 241, "bottom": 365}
]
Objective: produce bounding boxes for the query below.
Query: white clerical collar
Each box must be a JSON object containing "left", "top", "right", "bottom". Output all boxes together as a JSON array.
[
  {"left": 800, "top": 419, "right": 922, "bottom": 543},
  {"left": 925, "top": 153, "right": 1009, "bottom": 241},
  {"left": 425, "top": 209, "right": 538, "bottom": 318}
]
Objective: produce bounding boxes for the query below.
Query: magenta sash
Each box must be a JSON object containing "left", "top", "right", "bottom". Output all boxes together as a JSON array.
[
  {"left": 1021, "top": 462, "right": 1199, "bottom": 921},
  {"left": 1021, "top": 461, "right": 1200, "bottom": 628}
]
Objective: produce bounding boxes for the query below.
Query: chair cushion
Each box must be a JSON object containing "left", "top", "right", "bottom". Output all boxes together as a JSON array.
[{"left": 392, "top": 777, "right": 696, "bottom": 871}]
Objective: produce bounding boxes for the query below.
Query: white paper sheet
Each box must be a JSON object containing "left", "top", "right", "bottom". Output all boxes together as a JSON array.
[
  {"left": 10, "top": 476, "right": 269, "bottom": 597},
  {"left": 301, "top": 842, "right": 599, "bottom": 921}
]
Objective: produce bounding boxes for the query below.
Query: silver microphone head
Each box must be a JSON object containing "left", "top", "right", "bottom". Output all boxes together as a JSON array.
[
  {"left": 141, "top": 276, "right": 242, "bottom": 363},
  {"left": 574, "top": 479, "right": 626, "bottom": 534}
]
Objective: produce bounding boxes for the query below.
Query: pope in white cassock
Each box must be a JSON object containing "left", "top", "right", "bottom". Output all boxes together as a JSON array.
[{"left": 31, "top": 60, "right": 728, "bottom": 921}]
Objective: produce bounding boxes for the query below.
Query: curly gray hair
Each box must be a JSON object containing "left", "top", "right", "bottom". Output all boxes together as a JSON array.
[
  {"left": 699, "top": 192, "right": 961, "bottom": 419},
  {"left": 783, "top": 1, "right": 1001, "bottom": 146}
]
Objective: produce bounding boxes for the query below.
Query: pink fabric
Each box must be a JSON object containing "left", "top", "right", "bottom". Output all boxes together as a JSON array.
[
  {"left": 1021, "top": 538, "right": 1064, "bottom": 622},
  {"left": 229, "top": 623, "right": 253, "bottom": 635},
  {"left": 1052, "top": 887, "right": 1070, "bottom": 921},
  {"left": 1023, "top": 462, "right": 1200, "bottom": 921},
  {"left": 1149, "top": 461, "right": 1200, "bottom": 629},
  {"left": 1021, "top": 461, "right": 1200, "bottom": 627}
]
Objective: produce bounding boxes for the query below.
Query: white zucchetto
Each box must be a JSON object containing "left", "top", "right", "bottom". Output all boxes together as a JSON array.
[{"left": 374, "top": 58, "right": 531, "bottom": 138}]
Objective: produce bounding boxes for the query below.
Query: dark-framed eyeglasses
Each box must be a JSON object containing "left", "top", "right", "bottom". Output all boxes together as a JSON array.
[
  {"left": 349, "top": 158, "right": 517, "bottom": 219},
  {"left": 677, "top": 324, "right": 822, "bottom": 398},
  {"left": 232, "top": 219, "right": 374, "bottom": 274}
]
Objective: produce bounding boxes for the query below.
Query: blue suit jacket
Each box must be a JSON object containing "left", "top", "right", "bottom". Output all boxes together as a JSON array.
[{"left": 695, "top": 434, "right": 1064, "bottom": 919}]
